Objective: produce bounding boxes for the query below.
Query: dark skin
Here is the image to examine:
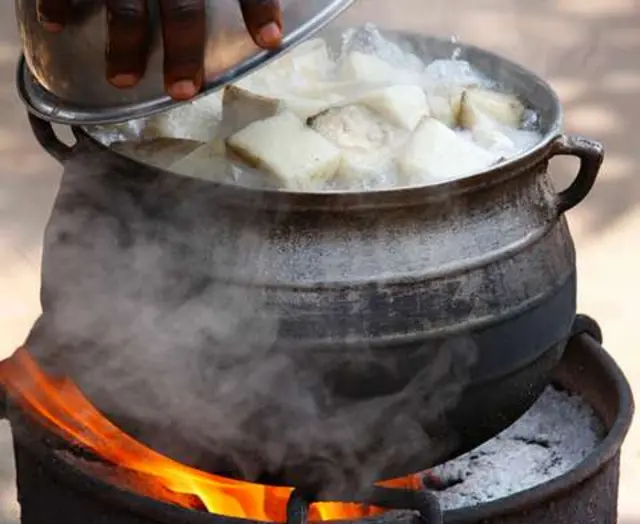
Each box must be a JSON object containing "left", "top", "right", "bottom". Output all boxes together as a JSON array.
[{"left": 37, "top": 0, "right": 283, "bottom": 100}]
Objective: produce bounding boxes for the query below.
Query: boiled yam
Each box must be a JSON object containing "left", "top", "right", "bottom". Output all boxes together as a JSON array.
[
  {"left": 398, "top": 117, "right": 497, "bottom": 183},
  {"left": 141, "top": 94, "right": 222, "bottom": 141},
  {"left": 111, "top": 138, "right": 203, "bottom": 168},
  {"left": 359, "top": 85, "right": 429, "bottom": 130},
  {"left": 287, "top": 38, "right": 334, "bottom": 80},
  {"left": 459, "top": 88, "right": 525, "bottom": 129},
  {"left": 168, "top": 139, "right": 231, "bottom": 182},
  {"left": 308, "top": 105, "right": 405, "bottom": 153},
  {"left": 227, "top": 111, "right": 342, "bottom": 190},
  {"left": 340, "top": 51, "right": 414, "bottom": 85},
  {"left": 424, "top": 86, "right": 465, "bottom": 128},
  {"left": 221, "top": 85, "right": 283, "bottom": 137}
]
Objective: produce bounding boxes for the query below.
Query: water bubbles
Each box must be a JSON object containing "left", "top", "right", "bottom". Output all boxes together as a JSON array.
[{"left": 449, "top": 35, "right": 462, "bottom": 61}]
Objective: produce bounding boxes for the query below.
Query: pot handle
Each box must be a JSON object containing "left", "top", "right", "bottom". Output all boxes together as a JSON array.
[
  {"left": 570, "top": 314, "right": 603, "bottom": 345},
  {"left": 28, "top": 114, "right": 80, "bottom": 164},
  {"left": 551, "top": 134, "right": 604, "bottom": 215}
]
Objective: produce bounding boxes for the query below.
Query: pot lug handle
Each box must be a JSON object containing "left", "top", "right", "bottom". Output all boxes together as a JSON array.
[
  {"left": 551, "top": 134, "right": 604, "bottom": 215},
  {"left": 570, "top": 314, "right": 603, "bottom": 345},
  {"left": 28, "top": 113, "right": 80, "bottom": 164}
]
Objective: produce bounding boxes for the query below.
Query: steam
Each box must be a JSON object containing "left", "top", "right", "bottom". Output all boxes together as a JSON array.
[
  {"left": 24, "top": 145, "right": 482, "bottom": 493},
  {"left": 22, "top": 26, "right": 492, "bottom": 495}
]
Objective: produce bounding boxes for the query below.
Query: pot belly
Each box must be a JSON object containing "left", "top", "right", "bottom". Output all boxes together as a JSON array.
[
  {"left": 264, "top": 217, "right": 577, "bottom": 355},
  {"left": 27, "top": 160, "right": 577, "bottom": 490}
]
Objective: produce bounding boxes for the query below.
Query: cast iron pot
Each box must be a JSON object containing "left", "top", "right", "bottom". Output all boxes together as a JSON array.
[{"left": 20, "top": 33, "right": 604, "bottom": 493}]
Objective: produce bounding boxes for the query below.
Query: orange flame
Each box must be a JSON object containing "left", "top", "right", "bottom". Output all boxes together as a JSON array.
[{"left": 0, "top": 348, "right": 422, "bottom": 521}]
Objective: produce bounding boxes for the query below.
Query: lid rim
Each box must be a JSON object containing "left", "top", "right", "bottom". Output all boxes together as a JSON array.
[{"left": 16, "top": 0, "right": 355, "bottom": 126}]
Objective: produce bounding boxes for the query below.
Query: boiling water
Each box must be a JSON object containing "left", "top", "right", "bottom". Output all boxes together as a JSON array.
[{"left": 89, "top": 24, "right": 544, "bottom": 192}]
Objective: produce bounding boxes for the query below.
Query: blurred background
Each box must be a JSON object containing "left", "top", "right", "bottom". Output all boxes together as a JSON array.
[{"left": 1, "top": 0, "right": 639, "bottom": 522}]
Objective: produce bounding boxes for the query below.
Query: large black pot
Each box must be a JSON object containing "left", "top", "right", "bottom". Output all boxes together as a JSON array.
[{"left": 21, "top": 34, "right": 604, "bottom": 492}]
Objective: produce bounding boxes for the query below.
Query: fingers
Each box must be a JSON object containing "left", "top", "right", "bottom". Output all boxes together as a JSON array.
[
  {"left": 238, "top": 0, "right": 283, "bottom": 49},
  {"left": 158, "top": 0, "right": 206, "bottom": 100},
  {"left": 37, "top": 0, "right": 71, "bottom": 32},
  {"left": 105, "top": 0, "right": 150, "bottom": 89}
]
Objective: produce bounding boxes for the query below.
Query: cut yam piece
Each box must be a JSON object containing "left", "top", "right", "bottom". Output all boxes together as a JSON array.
[
  {"left": 222, "top": 84, "right": 339, "bottom": 128},
  {"left": 458, "top": 96, "right": 517, "bottom": 154},
  {"left": 227, "top": 111, "right": 342, "bottom": 190},
  {"left": 287, "top": 38, "right": 334, "bottom": 80},
  {"left": 397, "top": 117, "right": 498, "bottom": 184},
  {"left": 221, "top": 85, "right": 283, "bottom": 137},
  {"left": 141, "top": 94, "right": 223, "bottom": 141},
  {"left": 359, "top": 85, "right": 429, "bottom": 130},
  {"left": 308, "top": 104, "right": 405, "bottom": 153},
  {"left": 280, "top": 95, "right": 336, "bottom": 120},
  {"left": 471, "top": 126, "right": 517, "bottom": 155},
  {"left": 168, "top": 139, "right": 232, "bottom": 182},
  {"left": 424, "top": 85, "right": 465, "bottom": 128},
  {"left": 111, "top": 138, "right": 204, "bottom": 169},
  {"left": 309, "top": 105, "right": 407, "bottom": 187},
  {"left": 340, "top": 51, "right": 414, "bottom": 84},
  {"left": 459, "top": 88, "right": 525, "bottom": 129}
]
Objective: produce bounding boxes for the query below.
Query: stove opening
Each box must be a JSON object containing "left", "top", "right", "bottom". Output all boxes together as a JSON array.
[{"left": 0, "top": 348, "right": 425, "bottom": 522}]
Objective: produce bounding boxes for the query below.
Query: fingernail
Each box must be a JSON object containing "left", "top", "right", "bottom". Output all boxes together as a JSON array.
[
  {"left": 42, "top": 21, "right": 63, "bottom": 33},
  {"left": 169, "top": 80, "right": 197, "bottom": 100},
  {"left": 256, "top": 22, "right": 282, "bottom": 49},
  {"left": 109, "top": 74, "right": 139, "bottom": 88}
]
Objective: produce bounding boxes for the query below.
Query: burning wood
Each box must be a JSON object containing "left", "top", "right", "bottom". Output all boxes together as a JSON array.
[{"left": 0, "top": 347, "right": 423, "bottom": 522}]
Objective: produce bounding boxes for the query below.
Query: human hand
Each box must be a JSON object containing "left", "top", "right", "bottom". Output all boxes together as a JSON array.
[{"left": 36, "top": 0, "right": 283, "bottom": 100}]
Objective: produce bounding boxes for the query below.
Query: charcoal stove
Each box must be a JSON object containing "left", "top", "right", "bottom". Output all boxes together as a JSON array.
[
  {"left": 3, "top": 4, "right": 632, "bottom": 521},
  {"left": 0, "top": 314, "right": 633, "bottom": 524}
]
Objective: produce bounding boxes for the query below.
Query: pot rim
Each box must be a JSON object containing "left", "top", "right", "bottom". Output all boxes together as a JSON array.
[{"left": 65, "top": 34, "right": 564, "bottom": 211}]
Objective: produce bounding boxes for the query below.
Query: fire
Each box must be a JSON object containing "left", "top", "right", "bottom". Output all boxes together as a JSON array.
[{"left": 0, "top": 348, "right": 422, "bottom": 522}]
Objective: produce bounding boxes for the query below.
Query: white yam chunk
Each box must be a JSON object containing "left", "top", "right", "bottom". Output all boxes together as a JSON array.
[
  {"left": 221, "top": 85, "right": 283, "bottom": 136},
  {"left": 398, "top": 117, "right": 498, "bottom": 184},
  {"left": 223, "top": 83, "right": 340, "bottom": 125},
  {"left": 359, "top": 85, "right": 429, "bottom": 130},
  {"left": 142, "top": 93, "right": 223, "bottom": 141},
  {"left": 457, "top": 95, "right": 516, "bottom": 154},
  {"left": 340, "top": 51, "right": 415, "bottom": 85},
  {"left": 227, "top": 111, "right": 342, "bottom": 190},
  {"left": 471, "top": 126, "right": 517, "bottom": 156},
  {"left": 287, "top": 38, "right": 334, "bottom": 80},
  {"left": 309, "top": 105, "right": 407, "bottom": 188},
  {"left": 111, "top": 138, "right": 203, "bottom": 168},
  {"left": 280, "top": 95, "right": 335, "bottom": 119},
  {"left": 169, "top": 139, "right": 274, "bottom": 188},
  {"left": 459, "top": 88, "right": 525, "bottom": 129},
  {"left": 424, "top": 85, "right": 465, "bottom": 128},
  {"left": 308, "top": 105, "right": 406, "bottom": 153},
  {"left": 168, "top": 140, "right": 233, "bottom": 182},
  {"left": 233, "top": 39, "right": 332, "bottom": 95}
]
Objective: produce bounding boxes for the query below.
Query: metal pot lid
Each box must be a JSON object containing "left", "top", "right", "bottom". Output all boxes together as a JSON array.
[{"left": 16, "top": 0, "right": 354, "bottom": 126}]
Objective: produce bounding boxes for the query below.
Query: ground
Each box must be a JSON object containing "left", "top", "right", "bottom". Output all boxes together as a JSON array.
[{"left": 1, "top": 0, "right": 639, "bottom": 522}]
